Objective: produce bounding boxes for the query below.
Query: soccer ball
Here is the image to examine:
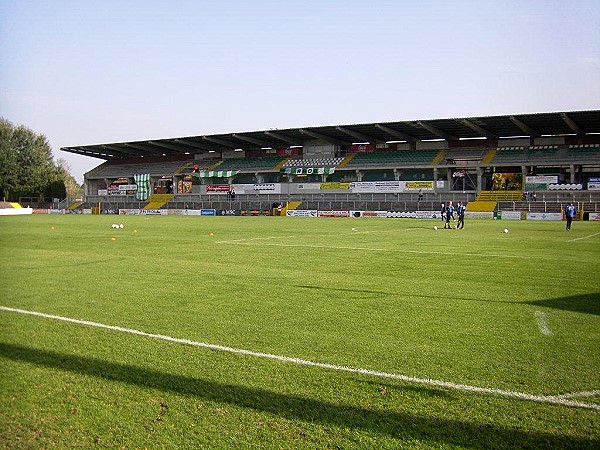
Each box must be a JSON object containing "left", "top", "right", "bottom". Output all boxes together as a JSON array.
[
  {"left": 119, "top": 224, "right": 124, "bottom": 228},
  {"left": 504, "top": 228, "right": 509, "bottom": 233},
  {"left": 433, "top": 226, "right": 438, "bottom": 230}
]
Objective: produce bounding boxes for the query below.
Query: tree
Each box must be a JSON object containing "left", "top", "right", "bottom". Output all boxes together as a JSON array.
[
  {"left": 0, "top": 118, "right": 19, "bottom": 200},
  {"left": 0, "top": 118, "right": 80, "bottom": 202},
  {"left": 56, "top": 158, "right": 83, "bottom": 199}
]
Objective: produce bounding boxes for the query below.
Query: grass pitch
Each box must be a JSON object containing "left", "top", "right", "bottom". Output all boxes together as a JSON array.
[{"left": 0, "top": 214, "right": 599, "bottom": 449}]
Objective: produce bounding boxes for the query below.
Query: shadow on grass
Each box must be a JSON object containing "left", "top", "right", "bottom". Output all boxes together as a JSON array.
[
  {"left": 301, "top": 286, "right": 600, "bottom": 317},
  {"left": 526, "top": 293, "right": 600, "bottom": 316},
  {"left": 1, "top": 342, "right": 597, "bottom": 449}
]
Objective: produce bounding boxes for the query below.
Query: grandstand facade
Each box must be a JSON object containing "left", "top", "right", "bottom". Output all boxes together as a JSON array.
[{"left": 61, "top": 110, "right": 600, "bottom": 215}]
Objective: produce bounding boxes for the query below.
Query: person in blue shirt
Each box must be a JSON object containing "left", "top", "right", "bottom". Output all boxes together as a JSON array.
[
  {"left": 456, "top": 201, "right": 466, "bottom": 229},
  {"left": 565, "top": 203, "right": 576, "bottom": 231},
  {"left": 444, "top": 201, "right": 453, "bottom": 229}
]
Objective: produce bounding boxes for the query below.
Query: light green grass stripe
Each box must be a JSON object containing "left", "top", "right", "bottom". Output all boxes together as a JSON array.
[
  {"left": 1, "top": 305, "right": 598, "bottom": 411},
  {"left": 216, "top": 239, "right": 563, "bottom": 260}
]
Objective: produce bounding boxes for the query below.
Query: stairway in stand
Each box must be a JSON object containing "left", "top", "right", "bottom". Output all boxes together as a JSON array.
[{"left": 143, "top": 194, "right": 174, "bottom": 210}]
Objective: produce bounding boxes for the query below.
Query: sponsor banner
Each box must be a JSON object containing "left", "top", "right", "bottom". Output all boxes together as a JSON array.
[
  {"left": 200, "top": 209, "right": 217, "bottom": 216},
  {"left": 464, "top": 211, "right": 495, "bottom": 219},
  {"left": 118, "top": 209, "right": 168, "bottom": 215},
  {"left": 167, "top": 209, "right": 204, "bottom": 216},
  {"left": 524, "top": 183, "right": 548, "bottom": 191},
  {"left": 320, "top": 182, "right": 350, "bottom": 190},
  {"left": 253, "top": 183, "right": 280, "bottom": 193},
  {"left": 286, "top": 210, "right": 318, "bottom": 217},
  {"left": 98, "top": 189, "right": 108, "bottom": 195},
  {"left": 32, "top": 209, "right": 49, "bottom": 214},
  {"left": 207, "top": 184, "right": 231, "bottom": 193},
  {"left": 1, "top": 207, "right": 33, "bottom": 215},
  {"left": 48, "top": 209, "right": 65, "bottom": 214},
  {"left": 108, "top": 184, "right": 123, "bottom": 195},
  {"left": 404, "top": 181, "right": 434, "bottom": 191},
  {"left": 317, "top": 210, "right": 350, "bottom": 218},
  {"left": 241, "top": 209, "right": 271, "bottom": 216},
  {"left": 386, "top": 211, "right": 438, "bottom": 219},
  {"left": 133, "top": 173, "right": 150, "bottom": 201},
  {"left": 107, "top": 184, "right": 136, "bottom": 196},
  {"left": 415, "top": 210, "right": 439, "bottom": 219},
  {"left": 177, "top": 180, "right": 192, "bottom": 194},
  {"left": 349, "top": 144, "right": 375, "bottom": 153},
  {"left": 350, "top": 181, "right": 402, "bottom": 193},
  {"left": 499, "top": 210, "right": 522, "bottom": 220},
  {"left": 526, "top": 212, "right": 562, "bottom": 221},
  {"left": 350, "top": 211, "right": 388, "bottom": 218},
  {"left": 589, "top": 177, "right": 600, "bottom": 182},
  {"left": 296, "top": 183, "right": 321, "bottom": 191},
  {"left": 83, "top": 209, "right": 92, "bottom": 215},
  {"left": 277, "top": 147, "right": 302, "bottom": 156},
  {"left": 220, "top": 209, "right": 241, "bottom": 216},
  {"left": 525, "top": 175, "right": 558, "bottom": 184},
  {"left": 589, "top": 212, "right": 600, "bottom": 221},
  {"left": 587, "top": 182, "right": 600, "bottom": 190}
]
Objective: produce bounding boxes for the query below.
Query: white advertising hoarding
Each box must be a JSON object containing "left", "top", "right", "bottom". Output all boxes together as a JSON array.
[
  {"left": 499, "top": 211, "right": 522, "bottom": 220},
  {"left": 526, "top": 212, "right": 562, "bottom": 221}
]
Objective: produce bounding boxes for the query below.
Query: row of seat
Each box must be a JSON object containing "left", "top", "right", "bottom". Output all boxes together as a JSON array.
[
  {"left": 493, "top": 145, "right": 600, "bottom": 163},
  {"left": 89, "top": 146, "right": 600, "bottom": 180},
  {"left": 217, "top": 156, "right": 286, "bottom": 170},
  {"left": 346, "top": 150, "right": 439, "bottom": 166}
]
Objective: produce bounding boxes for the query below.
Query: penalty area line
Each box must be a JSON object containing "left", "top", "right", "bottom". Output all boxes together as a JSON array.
[
  {"left": 568, "top": 231, "right": 600, "bottom": 242},
  {"left": 1, "top": 305, "right": 598, "bottom": 411}
]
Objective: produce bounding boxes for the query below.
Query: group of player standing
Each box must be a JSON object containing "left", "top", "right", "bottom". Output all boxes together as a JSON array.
[
  {"left": 440, "top": 201, "right": 465, "bottom": 229},
  {"left": 438, "top": 200, "right": 577, "bottom": 231}
]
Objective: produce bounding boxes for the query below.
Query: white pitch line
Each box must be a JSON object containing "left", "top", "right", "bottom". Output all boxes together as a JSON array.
[
  {"left": 535, "top": 311, "right": 553, "bottom": 336},
  {"left": 216, "top": 227, "right": 408, "bottom": 244},
  {"left": 568, "top": 231, "right": 600, "bottom": 242},
  {"left": 1, "top": 306, "right": 598, "bottom": 411},
  {"left": 216, "top": 240, "right": 555, "bottom": 260},
  {"left": 551, "top": 390, "right": 600, "bottom": 399}
]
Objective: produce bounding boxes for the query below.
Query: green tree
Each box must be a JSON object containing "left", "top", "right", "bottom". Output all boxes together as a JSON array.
[
  {"left": 0, "top": 118, "right": 80, "bottom": 202},
  {"left": 56, "top": 158, "right": 83, "bottom": 199},
  {"left": 0, "top": 118, "right": 19, "bottom": 200}
]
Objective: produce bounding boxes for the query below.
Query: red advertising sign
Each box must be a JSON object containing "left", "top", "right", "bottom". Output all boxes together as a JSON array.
[
  {"left": 207, "top": 184, "right": 231, "bottom": 193},
  {"left": 349, "top": 144, "right": 375, "bottom": 153},
  {"left": 277, "top": 147, "right": 302, "bottom": 156}
]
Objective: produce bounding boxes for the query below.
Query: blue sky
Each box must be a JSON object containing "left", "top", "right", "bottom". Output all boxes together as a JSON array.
[{"left": 1, "top": 0, "right": 599, "bottom": 183}]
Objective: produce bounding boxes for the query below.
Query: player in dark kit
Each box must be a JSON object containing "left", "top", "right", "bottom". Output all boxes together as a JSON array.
[
  {"left": 565, "top": 203, "right": 576, "bottom": 231},
  {"left": 456, "top": 201, "right": 465, "bottom": 229},
  {"left": 444, "top": 201, "right": 453, "bottom": 229}
]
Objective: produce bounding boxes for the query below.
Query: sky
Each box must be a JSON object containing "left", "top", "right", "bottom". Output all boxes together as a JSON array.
[{"left": 1, "top": 0, "right": 599, "bottom": 183}]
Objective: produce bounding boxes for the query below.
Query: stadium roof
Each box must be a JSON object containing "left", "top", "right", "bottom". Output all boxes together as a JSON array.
[{"left": 61, "top": 110, "right": 600, "bottom": 160}]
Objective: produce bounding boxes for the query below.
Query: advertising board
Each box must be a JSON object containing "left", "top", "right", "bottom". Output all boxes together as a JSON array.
[
  {"left": 286, "top": 210, "right": 318, "bottom": 217},
  {"left": 499, "top": 211, "right": 522, "bottom": 220},
  {"left": 526, "top": 212, "right": 562, "bottom": 221}
]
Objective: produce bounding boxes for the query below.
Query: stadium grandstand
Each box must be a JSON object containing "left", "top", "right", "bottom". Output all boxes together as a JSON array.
[{"left": 60, "top": 110, "right": 600, "bottom": 217}]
